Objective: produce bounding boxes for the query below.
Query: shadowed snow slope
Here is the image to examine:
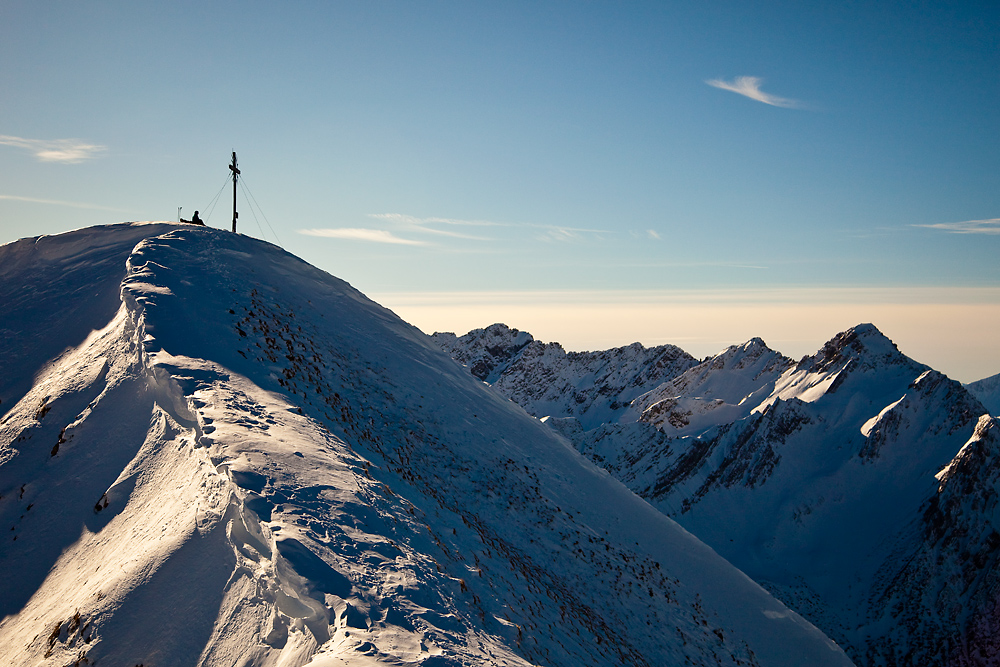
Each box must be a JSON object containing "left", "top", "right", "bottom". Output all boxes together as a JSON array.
[
  {"left": 967, "top": 372, "right": 1000, "bottom": 416},
  {"left": 0, "top": 223, "right": 852, "bottom": 666}
]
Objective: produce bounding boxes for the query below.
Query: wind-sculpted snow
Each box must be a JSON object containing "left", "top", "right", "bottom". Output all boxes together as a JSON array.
[
  {"left": 432, "top": 324, "right": 698, "bottom": 429},
  {"left": 0, "top": 223, "right": 853, "bottom": 666},
  {"left": 440, "top": 320, "right": 1000, "bottom": 666},
  {"left": 0, "top": 223, "right": 178, "bottom": 416}
]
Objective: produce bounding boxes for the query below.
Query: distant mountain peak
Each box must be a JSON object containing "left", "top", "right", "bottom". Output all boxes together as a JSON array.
[
  {"left": 431, "top": 323, "right": 535, "bottom": 383},
  {"left": 799, "top": 322, "right": 905, "bottom": 373}
]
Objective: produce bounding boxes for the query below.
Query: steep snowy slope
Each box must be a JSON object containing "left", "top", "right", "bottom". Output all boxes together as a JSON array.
[
  {"left": 642, "top": 327, "right": 983, "bottom": 581},
  {"left": 431, "top": 324, "right": 697, "bottom": 429},
  {"left": 860, "top": 414, "right": 1000, "bottom": 666},
  {"left": 967, "top": 372, "right": 1000, "bottom": 415},
  {"left": 609, "top": 327, "right": 994, "bottom": 664},
  {"left": 0, "top": 223, "right": 853, "bottom": 667}
]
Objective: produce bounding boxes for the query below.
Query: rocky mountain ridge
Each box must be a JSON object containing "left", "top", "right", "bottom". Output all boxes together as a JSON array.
[
  {"left": 432, "top": 324, "right": 698, "bottom": 430},
  {"left": 436, "top": 321, "right": 999, "bottom": 666}
]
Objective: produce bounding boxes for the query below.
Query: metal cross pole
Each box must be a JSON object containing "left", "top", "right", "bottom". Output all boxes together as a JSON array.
[{"left": 229, "top": 151, "right": 241, "bottom": 233}]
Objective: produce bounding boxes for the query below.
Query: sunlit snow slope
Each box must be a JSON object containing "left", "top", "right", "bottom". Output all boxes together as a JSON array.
[{"left": 0, "top": 223, "right": 853, "bottom": 667}]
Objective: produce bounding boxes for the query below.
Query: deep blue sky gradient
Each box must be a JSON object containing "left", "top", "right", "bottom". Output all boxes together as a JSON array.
[{"left": 2, "top": 1, "right": 999, "bottom": 378}]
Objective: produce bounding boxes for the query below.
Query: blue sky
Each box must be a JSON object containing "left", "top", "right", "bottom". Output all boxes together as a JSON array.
[{"left": 2, "top": 1, "right": 999, "bottom": 380}]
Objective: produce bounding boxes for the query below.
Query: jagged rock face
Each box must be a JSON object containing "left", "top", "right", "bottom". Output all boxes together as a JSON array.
[
  {"left": 432, "top": 326, "right": 697, "bottom": 430},
  {"left": 966, "top": 372, "right": 1000, "bottom": 416},
  {"left": 431, "top": 324, "right": 534, "bottom": 384},
  {"left": 444, "top": 322, "right": 1000, "bottom": 666},
  {"left": 0, "top": 224, "right": 852, "bottom": 667}
]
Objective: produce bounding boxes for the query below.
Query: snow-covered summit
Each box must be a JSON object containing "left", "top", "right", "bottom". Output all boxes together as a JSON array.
[
  {"left": 0, "top": 223, "right": 852, "bottom": 667},
  {"left": 760, "top": 323, "right": 927, "bottom": 412},
  {"left": 628, "top": 336, "right": 794, "bottom": 438}
]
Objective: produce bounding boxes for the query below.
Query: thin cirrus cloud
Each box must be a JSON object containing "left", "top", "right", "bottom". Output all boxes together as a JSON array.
[
  {"left": 302, "top": 213, "right": 615, "bottom": 247},
  {"left": 298, "top": 228, "right": 428, "bottom": 246},
  {"left": 368, "top": 213, "right": 496, "bottom": 241},
  {"left": 0, "top": 134, "right": 107, "bottom": 163},
  {"left": 916, "top": 218, "right": 1000, "bottom": 235},
  {"left": 705, "top": 76, "right": 802, "bottom": 109},
  {"left": 369, "top": 213, "right": 611, "bottom": 244}
]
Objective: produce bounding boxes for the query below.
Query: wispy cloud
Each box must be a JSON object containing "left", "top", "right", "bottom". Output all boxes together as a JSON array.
[
  {"left": 706, "top": 76, "right": 802, "bottom": 109},
  {"left": 369, "top": 213, "right": 502, "bottom": 229},
  {"left": 370, "top": 212, "right": 611, "bottom": 244},
  {"left": 0, "top": 135, "right": 107, "bottom": 163},
  {"left": 532, "top": 226, "right": 611, "bottom": 243},
  {"left": 916, "top": 218, "right": 1000, "bottom": 235},
  {"left": 368, "top": 213, "right": 495, "bottom": 240},
  {"left": 0, "top": 194, "right": 133, "bottom": 212},
  {"left": 298, "top": 227, "right": 428, "bottom": 245}
]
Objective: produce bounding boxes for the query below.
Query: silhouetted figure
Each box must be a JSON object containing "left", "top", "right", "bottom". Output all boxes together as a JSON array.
[{"left": 180, "top": 210, "right": 205, "bottom": 226}]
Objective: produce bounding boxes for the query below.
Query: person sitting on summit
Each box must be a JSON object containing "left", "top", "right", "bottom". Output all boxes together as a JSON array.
[{"left": 181, "top": 210, "right": 205, "bottom": 226}]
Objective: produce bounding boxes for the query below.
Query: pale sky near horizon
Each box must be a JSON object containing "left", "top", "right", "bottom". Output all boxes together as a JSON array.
[{"left": 1, "top": 1, "right": 998, "bottom": 382}]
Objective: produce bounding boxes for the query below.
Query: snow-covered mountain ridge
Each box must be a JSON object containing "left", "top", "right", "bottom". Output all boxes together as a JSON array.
[
  {"left": 436, "top": 321, "right": 999, "bottom": 666},
  {"left": 627, "top": 337, "right": 794, "bottom": 438},
  {"left": 432, "top": 324, "right": 698, "bottom": 430},
  {"left": 0, "top": 223, "right": 852, "bottom": 666}
]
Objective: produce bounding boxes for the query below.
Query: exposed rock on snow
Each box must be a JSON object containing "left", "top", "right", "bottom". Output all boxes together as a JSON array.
[
  {"left": 0, "top": 223, "right": 852, "bottom": 667},
  {"left": 865, "top": 414, "right": 1000, "bottom": 666}
]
